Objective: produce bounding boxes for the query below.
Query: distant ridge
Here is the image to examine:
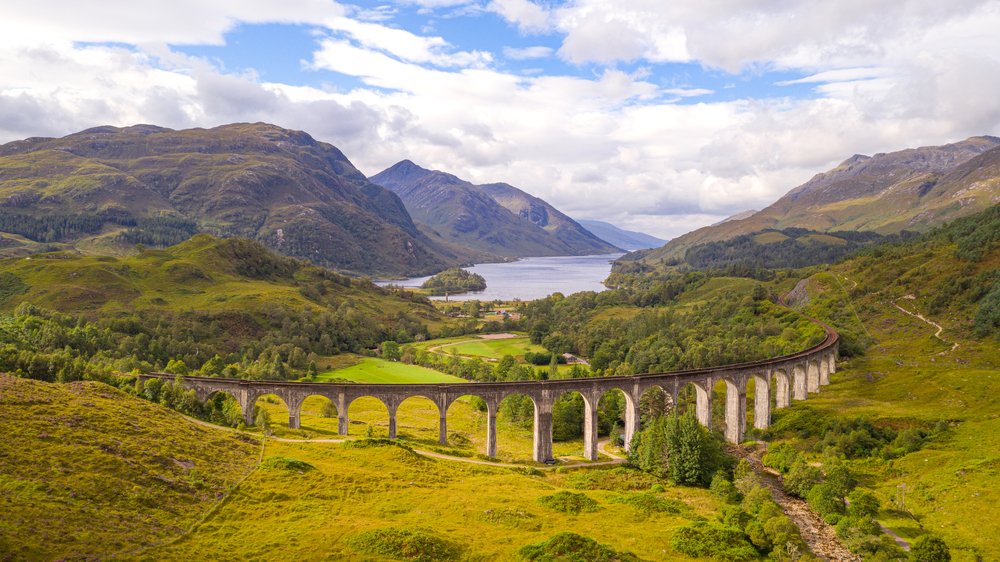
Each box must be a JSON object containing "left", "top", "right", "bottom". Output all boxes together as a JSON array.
[
  {"left": 0, "top": 123, "right": 474, "bottom": 276},
  {"left": 371, "top": 161, "right": 620, "bottom": 258},
  {"left": 576, "top": 219, "right": 665, "bottom": 251},
  {"left": 630, "top": 135, "right": 1000, "bottom": 263}
]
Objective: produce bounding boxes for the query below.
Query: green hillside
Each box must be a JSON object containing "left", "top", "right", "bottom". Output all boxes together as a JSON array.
[
  {"left": 0, "top": 375, "right": 258, "bottom": 560},
  {"left": 0, "top": 234, "right": 455, "bottom": 381},
  {"left": 765, "top": 205, "right": 1000, "bottom": 561},
  {"left": 0, "top": 123, "right": 468, "bottom": 276}
]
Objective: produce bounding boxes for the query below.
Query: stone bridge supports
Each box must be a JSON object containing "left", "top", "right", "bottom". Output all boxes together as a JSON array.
[
  {"left": 582, "top": 391, "right": 601, "bottom": 462},
  {"left": 695, "top": 381, "right": 713, "bottom": 429},
  {"left": 137, "top": 322, "right": 839, "bottom": 463},
  {"left": 753, "top": 371, "right": 771, "bottom": 431},
  {"left": 774, "top": 369, "right": 791, "bottom": 409},
  {"left": 724, "top": 377, "right": 748, "bottom": 444},
  {"left": 807, "top": 360, "right": 820, "bottom": 394},
  {"left": 792, "top": 363, "right": 808, "bottom": 400}
]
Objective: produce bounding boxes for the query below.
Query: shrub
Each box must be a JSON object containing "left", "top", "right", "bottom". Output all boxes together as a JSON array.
[
  {"left": 519, "top": 532, "right": 640, "bottom": 561},
  {"left": 710, "top": 472, "right": 741, "bottom": 504},
  {"left": 910, "top": 535, "right": 951, "bottom": 562},
  {"left": 609, "top": 492, "right": 685, "bottom": 515},
  {"left": 259, "top": 456, "right": 314, "bottom": 472},
  {"left": 784, "top": 459, "right": 822, "bottom": 498},
  {"left": 670, "top": 523, "right": 758, "bottom": 561},
  {"left": 806, "top": 483, "right": 845, "bottom": 519},
  {"left": 349, "top": 527, "right": 461, "bottom": 562},
  {"left": 537, "top": 491, "right": 601, "bottom": 514},
  {"left": 761, "top": 442, "right": 799, "bottom": 473},
  {"left": 846, "top": 489, "right": 880, "bottom": 518}
]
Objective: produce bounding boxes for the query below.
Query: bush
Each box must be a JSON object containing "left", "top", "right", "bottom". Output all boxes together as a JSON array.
[
  {"left": 670, "top": 523, "right": 758, "bottom": 561},
  {"left": 609, "top": 492, "right": 685, "bottom": 516},
  {"left": 784, "top": 459, "right": 823, "bottom": 498},
  {"left": 710, "top": 472, "right": 741, "bottom": 504},
  {"left": 806, "top": 483, "right": 845, "bottom": 519},
  {"left": 910, "top": 535, "right": 951, "bottom": 562},
  {"left": 259, "top": 456, "right": 314, "bottom": 472},
  {"left": 519, "top": 532, "right": 640, "bottom": 561},
  {"left": 761, "top": 443, "right": 799, "bottom": 473},
  {"left": 846, "top": 489, "right": 880, "bottom": 518},
  {"left": 349, "top": 527, "right": 461, "bottom": 562},
  {"left": 537, "top": 491, "right": 601, "bottom": 514}
]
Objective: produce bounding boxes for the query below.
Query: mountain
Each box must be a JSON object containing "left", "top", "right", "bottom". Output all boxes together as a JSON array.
[
  {"left": 0, "top": 123, "right": 467, "bottom": 276},
  {"left": 576, "top": 219, "right": 665, "bottom": 251},
  {"left": 370, "top": 160, "right": 620, "bottom": 257},
  {"left": 633, "top": 136, "right": 1000, "bottom": 263},
  {"left": 710, "top": 210, "right": 757, "bottom": 227}
]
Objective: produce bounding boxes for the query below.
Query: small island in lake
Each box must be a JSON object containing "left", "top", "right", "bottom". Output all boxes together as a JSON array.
[{"left": 421, "top": 268, "right": 487, "bottom": 295}]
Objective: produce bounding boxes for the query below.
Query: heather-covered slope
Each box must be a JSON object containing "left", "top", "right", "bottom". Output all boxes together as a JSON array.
[{"left": 0, "top": 123, "right": 464, "bottom": 276}]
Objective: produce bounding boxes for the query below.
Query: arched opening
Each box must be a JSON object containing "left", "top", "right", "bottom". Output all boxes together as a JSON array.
[
  {"left": 296, "top": 394, "right": 340, "bottom": 437},
  {"left": 597, "top": 388, "right": 630, "bottom": 450},
  {"left": 251, "top": 393, "right": 289, "bottom": 435},
  {"left": 346, "top": 396, "right": 390, "bottom": 438},
  {"left": 495, "top": 393, "right": 539, "bottom": 461},
  {"left": 443, "top": 395, "right": 487, "bottom": 453},
  {"left": 639, "top": 384, "right": 673, "bottom": 427},
  {"left": 393, "top": 395, "right": 442, "bottom": 444},
  {"left": 203, "top": 390, "right": 243, "bottom": 427},
  {"left": 551, "top": 390, "right": 587, "bottom": 460}
]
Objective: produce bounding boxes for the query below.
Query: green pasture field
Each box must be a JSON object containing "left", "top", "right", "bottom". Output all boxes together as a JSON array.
[{"left": 315, "top": 357, "right": 467, "bottom": 384}]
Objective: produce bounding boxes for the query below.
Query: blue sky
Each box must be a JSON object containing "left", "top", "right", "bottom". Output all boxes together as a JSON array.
[{"left": 2, "top": 0, "right": 1000, "bottom": 238}]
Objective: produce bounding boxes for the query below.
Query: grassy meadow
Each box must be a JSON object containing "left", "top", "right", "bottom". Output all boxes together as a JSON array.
[{"left": 145, "top": 438, "right": 718, "bottom": 561}]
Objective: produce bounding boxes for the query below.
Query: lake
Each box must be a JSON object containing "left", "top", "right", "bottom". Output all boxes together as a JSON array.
[{"left": 378, "top": 254, "right": 625, "bottom": 301}]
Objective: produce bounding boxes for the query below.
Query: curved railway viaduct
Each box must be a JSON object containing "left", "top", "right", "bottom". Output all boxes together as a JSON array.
[{"left": 137, "top": 325, "right": 838, "bottom": 463}]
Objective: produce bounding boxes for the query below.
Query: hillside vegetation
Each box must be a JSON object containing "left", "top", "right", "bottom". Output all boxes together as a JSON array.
[
  {"left": 0, "top": 123, "right": 469, "bottom": 275},
  {"left": 765, "top": 204, "right": 1000, "bottom": 561},
  {"left": 0, "top": 375, "right": 258, "bottom": 560},
  {"left": 0, "top": 234, "right": 456, "bottom": 382}
]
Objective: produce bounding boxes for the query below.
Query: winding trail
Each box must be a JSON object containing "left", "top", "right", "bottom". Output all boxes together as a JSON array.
[{"left": 893, "top": 298, "right": 959, "bottom": 353}]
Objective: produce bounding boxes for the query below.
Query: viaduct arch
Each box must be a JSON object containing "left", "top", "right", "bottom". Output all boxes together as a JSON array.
[{"left": 137, "top": 324, "right": 838, "bottom": 463}]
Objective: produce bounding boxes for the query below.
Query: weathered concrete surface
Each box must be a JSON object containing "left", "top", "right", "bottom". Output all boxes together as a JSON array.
[{"left": 139, "top": 324, "right": 839, "bottom": 462}]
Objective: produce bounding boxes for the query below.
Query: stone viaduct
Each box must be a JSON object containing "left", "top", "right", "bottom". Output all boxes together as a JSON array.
[{"left": 137, "top": 324, "right": 838, "bottom": 463}]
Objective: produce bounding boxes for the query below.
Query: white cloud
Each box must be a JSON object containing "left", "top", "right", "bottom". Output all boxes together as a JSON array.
[
  {"left": 1, "top": 1, "right": 1000, "bottom": 243},
  {"left": 487, "top": 0, "right": 552, "bottom": 33},
  {"left": 502, "top": 45, "right": 553, "bottom": 60}
]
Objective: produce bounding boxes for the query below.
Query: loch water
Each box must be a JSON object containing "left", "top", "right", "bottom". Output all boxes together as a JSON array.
[{"left": 377, "top": 254, "right": 625, "bottom": 302}]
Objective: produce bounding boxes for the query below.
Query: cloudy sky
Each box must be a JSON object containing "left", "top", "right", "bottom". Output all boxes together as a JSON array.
[{"left": 2, "top": 1, "right": 1000, "bottom": 238}]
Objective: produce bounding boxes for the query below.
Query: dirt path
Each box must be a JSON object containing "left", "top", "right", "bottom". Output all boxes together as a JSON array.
[
  {"left": 893, "top": 298, "right": 959, "bottom": 353},
  {"left": 741, "top": 449, "right": 861, "bottom": 562},
  {"left": 182, "top": 413, "right": 624, "bottom": 470}
]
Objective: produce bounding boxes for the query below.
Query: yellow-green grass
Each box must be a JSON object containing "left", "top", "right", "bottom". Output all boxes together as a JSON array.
[
  {"left": 0, "top": 375, "right": 259, "bottom": 561},
  {"left": 315, "top": 357, "right": 467, "bottom": 384},
  {"left": 146, "top": 438, "right": 717, "bottom": 561},
  {"left": 753, "top": 231, "right": 790, "bottom": 244},
  {"left": 257, "top": 394, "right": 592, "bottom": 462}
]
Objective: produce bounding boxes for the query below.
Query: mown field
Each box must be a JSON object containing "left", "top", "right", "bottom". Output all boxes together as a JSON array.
[{"left": 315, "top": 357, "right": 467, "bottom": 384}]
